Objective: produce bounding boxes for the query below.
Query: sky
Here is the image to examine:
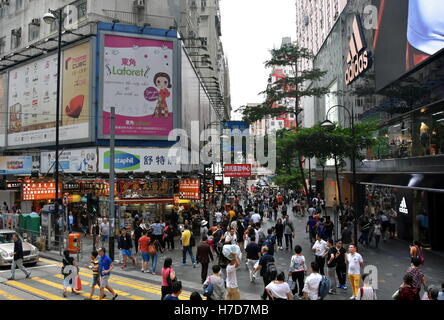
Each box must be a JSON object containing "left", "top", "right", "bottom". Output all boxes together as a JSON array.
[{"left": 220, "top": 0, "right": 296, "bottom": 120}]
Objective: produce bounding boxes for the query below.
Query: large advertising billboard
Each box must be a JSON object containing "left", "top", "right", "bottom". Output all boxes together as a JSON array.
[
  {"left": 0, "top": 156, "right": 33, "bottom": 175},
  {"left": 0, "top": 73, "right": 6, "bottom": 148},
  {"left": 6, "top": 41, "right": 92, "bottom": 148},
  {"left": 98, "top": 147, "right": 180, "bottom": 173},
  {"left": 222, "top": 121, "right": 250, "bottom": 152},
  {"left": 100, "top": 33, "right": 177, "bottom": 140},
  {"left": 375, "top": 0, "right": 444, "bottom": 90},
  {"left": 41, "top": 148, "right": 97, "bottom": 174}
]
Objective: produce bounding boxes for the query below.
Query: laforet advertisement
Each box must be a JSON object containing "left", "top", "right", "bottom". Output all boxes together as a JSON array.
[
  {"left": 0, "top": 73, "right": 6, "bottom": 147},
  {"left": 6, "top": 41, "right": 91, "bottom": 147}
]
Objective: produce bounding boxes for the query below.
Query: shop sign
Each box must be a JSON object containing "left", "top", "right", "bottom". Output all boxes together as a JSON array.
[
  {"left": 345, "top": 15, "right": 372, "bottom": 85},
  {"left": 399, "top": 197, "right": 409, "bottom": 214},
  {"left": 63, "top": 182, "right": 81, "bottom": 191},
  {"left": 0, "top": 156, "right": 33, "bottom": 175},
  {"left": 224, "top": 164, "right": 252, "bottom": 177},
  {"left": 6, "top": 181, "right": 22, "bottom": 189},
  {"left": 22, "top": 181, "right": 62, "bottom": 201},
  {"left": 118, "top": 179, "right": 171, "bottom": 197},
  {"left": 179, "top": 179, "right": 200, "bottom": 200},
  {"left": 41, "top": 148, "right": 97, "bottom": 173}
]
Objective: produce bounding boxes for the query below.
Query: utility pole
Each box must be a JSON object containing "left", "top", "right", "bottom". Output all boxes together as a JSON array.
[{"left": 108, "top": 107, "right": 116, "bottom": 261}]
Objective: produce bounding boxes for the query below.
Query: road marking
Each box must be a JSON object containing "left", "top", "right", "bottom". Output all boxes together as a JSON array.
[
  {"left": 0, "top": 288, "right": 21, "bottom": 300},
  {"left": 40, "top": 257, "right": 192, "bottom": 299},
  {"left": 53, "top": 274, "right": 145, "bottom": 300},
  {"left": 0, "top": 264, "right": 55, "bottom": 273},
  {"left": 5, "top": 280, "right": 66, "bottom": 300}
]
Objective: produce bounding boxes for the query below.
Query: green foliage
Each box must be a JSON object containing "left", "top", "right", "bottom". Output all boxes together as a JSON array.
[{"left": 272, "top": 168, "right": 304, "bottom": 190}]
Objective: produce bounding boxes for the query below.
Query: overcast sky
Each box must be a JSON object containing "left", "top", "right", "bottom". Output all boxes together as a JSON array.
[{"left": 220, "top": 0, "right": 296, "bottom": 120}]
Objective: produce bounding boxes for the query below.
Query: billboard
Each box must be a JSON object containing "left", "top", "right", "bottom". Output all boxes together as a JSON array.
[
  {"left": 41, "top": 148, "right": 97, "bottom": 174},
  {"left": 22, "top": 181, "right": 62, "bottom": 201},
  {"left": 222, "top": 121, "right": 250, "bottom": 152},
  {"left": 100, "top": 33, "right": 178, "bottom": 140},
  {"left": 375, "top": 0, "right": 444, "bottom": 90},
  {"left": 179, "top": 179, "right": 200, "bottom": 200},
  {"left": 98, "top": 147, "right": 180, "bottom": 173},
  {"left": 0, "top": 156, "right": 33, "bottom": 175},
  {"left": 0, "top": 73, "right": 7, "bottom": 147},
  {"left": 224, "top": 164, "right": 252, "bottom": 177},
  {"left": 6, "top": 41, "right": 92, "bottom": 147}
]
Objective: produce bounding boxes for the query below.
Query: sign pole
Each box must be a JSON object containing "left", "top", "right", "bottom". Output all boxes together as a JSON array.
[{"left": 109, "top": 107, "right": 116, "bottom": 261}]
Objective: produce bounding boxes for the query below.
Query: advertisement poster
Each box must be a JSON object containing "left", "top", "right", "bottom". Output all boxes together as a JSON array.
[
  {"left": 102, "top": 34, "right": 174, "bottom": 138},
  {"left": 0, "top": 156, "right": 33, "bottom": 175},
  {"left": 7, "top": 42, "right": 91, "bottom": 147},
  {"left": 179, "top": 179, "right": 200, "bottom": 200},
  {"left": 98, "top": 147, "right": 180, "bottom": 173},
  {"left": 0, "top": 73, "right": 7, "bottom": 147},
  {"left": 222, "top": 121, "right": 250, "bottom": 152},
  {"left": 41, "top": 148, "right": 97, "bottom": 174},
  {"left": 22, "top": 181, "right": 62, "bottom": 201},
  {"left": 224, "top": 164, "right": 252, "bottom": 177}
]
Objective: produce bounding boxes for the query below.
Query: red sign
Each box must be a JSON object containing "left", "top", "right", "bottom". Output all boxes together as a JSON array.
[
  {"left": 179, "top": 179, "right": 200, "bottom": 200},
  {"left": 22, "top": 181, "right": 62, "bottom": 201},
  {"left": 224, "top": 164, "right": 252, "bottom": 177}
]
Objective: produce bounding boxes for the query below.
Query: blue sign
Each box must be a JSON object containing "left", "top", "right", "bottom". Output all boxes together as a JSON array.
[
  {"left": 0, "top": 156, "right": 33, "bottom": 175},
  {"left": 222, "top": 121, "right": 250, "bottom": 152}
]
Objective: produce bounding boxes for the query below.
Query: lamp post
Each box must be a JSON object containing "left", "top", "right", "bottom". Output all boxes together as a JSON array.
[
  {"left": 43, "top": 8, "right": 64, "bottom": 248},
  {"left": 320, "top": 104, "right": 358, "bottom": 248}
]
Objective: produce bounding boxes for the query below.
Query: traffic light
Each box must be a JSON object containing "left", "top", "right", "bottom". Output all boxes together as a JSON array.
[
  {"left": 215, "top": 180, "right": 223, "bottom": 192},
  {"left": 87, "top": 193, "right": 99, "bottom": 215}
]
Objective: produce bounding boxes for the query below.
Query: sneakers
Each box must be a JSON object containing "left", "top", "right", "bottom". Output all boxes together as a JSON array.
[
  {"left": 112, "top": 293, "right": 118, "bottom": 300},
  {"left": 7, "top": 277, "right": 14, "bottom": 281},
  {"left": 26, "top": 272, "right": 31, "bottom": 279},
  {"left": 141, "top": 269, "right": 145, "bottom": 273},
  {"left": 342, "top": 286, "right": 348, "bottom": 290},
  {"left": 121, "top": 265, "right": 126, "bottom": 269},
  {"left": 349, "top": 296, "right": 356, "bottom": 300},
  {"left": 193, "top": 263, "right": 196, "bottom": 268},
  {"left": 328, "top": 289, "right": 336, "bottom": 295},
  {"left": 337, "top": 284, "right": 342, "bottom": 288},
  {"left": 151, "top": 272, "right": 156, "bottom": 275}
]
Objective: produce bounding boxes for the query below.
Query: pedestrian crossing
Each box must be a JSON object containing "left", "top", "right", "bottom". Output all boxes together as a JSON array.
[{"left": 0, "top": 258, "right": 193, "bottom": 301}]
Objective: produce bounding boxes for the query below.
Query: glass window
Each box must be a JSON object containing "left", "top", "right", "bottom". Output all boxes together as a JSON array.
[
  {"left": 0, "top": 36, "right": 5, "bottom": 55},
  {"left": 28, "top": 23, "right": 40, "bottom": 41}
]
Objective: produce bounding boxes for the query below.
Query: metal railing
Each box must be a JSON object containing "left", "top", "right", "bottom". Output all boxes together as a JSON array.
[{"left": 100, "top": 9, "right": 177, "bottom": 29}]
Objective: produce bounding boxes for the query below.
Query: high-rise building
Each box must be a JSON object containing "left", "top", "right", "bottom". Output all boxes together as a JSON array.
[{"left": 295, "top": 0, "right": 348, "bottom": 71}]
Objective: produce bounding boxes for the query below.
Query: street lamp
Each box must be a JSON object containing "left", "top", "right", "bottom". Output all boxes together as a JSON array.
[
  {"left": 322, "top": 104, "right": 359, "bottom": 249},
  {"left": 43, "top": 7, "right": 64, "bottom": 249}
]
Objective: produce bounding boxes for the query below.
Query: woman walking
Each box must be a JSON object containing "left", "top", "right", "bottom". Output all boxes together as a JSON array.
[
  {"left": 147, "top": 232, "right": 162, "bottom": 275},
  {"left": 265, "top": 272, "right": 293, "bottom": 300},
  {"left": 275, "top": 218, "right": 284, "bottom": 250},
  {"left": 289, "top": 245, "right": 306, "bottom": 298},
  {"left": 62, "top": 250, "right": 80, "bottom": 298},
  {"left": 161, "top": 258, "right": 176, "bottom": 299}
]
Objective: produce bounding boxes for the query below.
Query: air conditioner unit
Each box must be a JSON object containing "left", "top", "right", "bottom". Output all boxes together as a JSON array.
[
  {"left": 31, "top": 18, "right": 40, "bottom": 26},
  {"left": 133, "top": 0, "right": 145, "bottom": 8}
]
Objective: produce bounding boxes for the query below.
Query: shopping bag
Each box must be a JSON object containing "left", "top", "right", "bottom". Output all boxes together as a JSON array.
[{"left": 74, "top": 275, "right": 82, "bottom": 291}]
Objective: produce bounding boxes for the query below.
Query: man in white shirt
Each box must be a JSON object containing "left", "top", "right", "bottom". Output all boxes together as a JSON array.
[
  {"left": 346, "top": 244, "right": 364, "bottom": 300},
  {"left": 225, "top": 254, "right": 241, "bottom": 300},
  {"left": 223, "top": 228, "right": 237, "bottom": 245},
  {"left": 312, "top": 234, "right": 328, "bottom": 275},
  {"left": 215, "top": 211, "right": 223, "bottom": 224},
  {"left": 303, "top": 261, "right": 323, "bottom": 300},
  {"left": 251, "top": 212, "right": 261, "bottom": 225}
]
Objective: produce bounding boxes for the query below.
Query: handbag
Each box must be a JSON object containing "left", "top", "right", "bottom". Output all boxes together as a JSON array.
[
  {"left": 286, "top": 275, "right": 296, "bottom": 292},
  {"left": 203, "top": 276, "right": 214, "bottom": 297},
  {"left": 74, "top": 275, "right": 82, "bottom": 291},
  {"left": 166, "top": 268, "right": 177, "bottom": 287}
]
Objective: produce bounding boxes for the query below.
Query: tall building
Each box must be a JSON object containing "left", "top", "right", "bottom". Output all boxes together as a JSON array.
[{"left": 295, "top": 0, "right": 348, "bottom": 71}]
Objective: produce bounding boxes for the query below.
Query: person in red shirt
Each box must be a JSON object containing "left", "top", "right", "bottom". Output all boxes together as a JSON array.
[
  {"left": 399, "top": 274, "right": 420, "bottom": 300},
  {"left": 138, "top": 230, "right": 150, "bottom": 273}
]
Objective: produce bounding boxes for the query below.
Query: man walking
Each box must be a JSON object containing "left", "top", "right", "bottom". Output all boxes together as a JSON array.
[
  {"left": 283, "top": 215, "right": 294, "bottom": 251},
  {"left": 335, "top": 240, "right": 347, "bottom": 290},
  {"left": 225, "top": 253, "right": 241, "bottom": 300},
  {"left": 245, "top": 235, "right": 261, "bottom": 282},
  {"left": 196, "top": 235, "right": 214, "bottom": 284},
  {"left": 326, "top": 239, "right": 338, "bottom": 294},
  {"left": 312, "top": 234, "right": 328, "bottom": 276},
  {"left": 117, "top": 228, "right": 136, "bottom": 269},
  {"left": 302, "top": 262, "right": 323, "bottom": 300},
  {"left": 97, "top": 248, "right": 118, "bottom": 300},
  {"left": 7, "top": 233, "right": 31, "bottom": 280},
  {"left": 100, "top": 218, "right": 110, "bottom": 249},
  {"left": 181, "top": 225, "right": 196, "bottom": 267},
  {"left": 68, "top": 212, "right": 74, "bottom": 234},
  {"left": 254, "top": 246, "right": 276, "bottom": 300},
  {"left": 346, "top": 244, "right": 364, "bottom": 300}
]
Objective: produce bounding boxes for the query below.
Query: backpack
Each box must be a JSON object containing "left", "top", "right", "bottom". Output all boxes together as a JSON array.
[
  {"left": 190, "top": 233, "right": 196, "bottom": 247},
  {"left": 415, "top": 245, "right": 425, "bottom": 265},
  {"left": 265, "top": 260, "right": 277, "bottom": 279},
  {"left": 203, "top": 276, "right": 214, "bottom": 297},
  {"left": 318, "top": 276, "right": 331, "bottom": 300}
]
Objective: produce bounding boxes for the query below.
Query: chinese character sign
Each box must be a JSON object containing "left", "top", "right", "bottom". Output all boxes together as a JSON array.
[
  {"left": 179, "top": 179, "right": 200, "bottom": 200},
  {"left": 224, "top": 164, "right": 252, "bottom": 177},
  {"left": 102, "top": 34, "right": 175, "bottom": 138}
]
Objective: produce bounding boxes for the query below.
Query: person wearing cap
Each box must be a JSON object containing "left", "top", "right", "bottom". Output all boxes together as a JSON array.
[
  {"left": 196, "top": 234, "right": 214, "bottom": 284},
  {"left": 200, "top": 220, "right": 209, "bottom": 238}
]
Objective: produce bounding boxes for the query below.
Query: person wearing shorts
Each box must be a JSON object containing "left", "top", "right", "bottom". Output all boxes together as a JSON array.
[
  {"left": 117, "top": 228, "right": 136, "bottom": 268},
  {"left": 98, "top": 247, "right": 118, "bottom": 300},
  {"left": 138, "top": 230, "right": 150, "bottom": 273}
]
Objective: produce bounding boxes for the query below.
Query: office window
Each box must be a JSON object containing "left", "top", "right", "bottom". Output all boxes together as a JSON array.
[
  {"left": 77, "top": 1, "right": 87, "bottom": 20},
  {"left": 0, "top": 4, "right": 9, "bottom": 19},
  {"left": 28, "top": 22, "right": 40, "bottom": 41},
  {"left": 0, "top": 36, "right": 6, "bottom": 55},
  {"left": 50, "top": 20, "right": 58, "bottom": 33},
  {"left": 16, "top": 0, "right": 23, "bottom": 11},
  {"left": 10, "top": 28, "right": 21, "bottom": 50}
]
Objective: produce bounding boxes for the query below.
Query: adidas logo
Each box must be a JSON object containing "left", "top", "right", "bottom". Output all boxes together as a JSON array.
[
  {"left": 345, "top": 15, "right": 372, "bottom": 85},
  {"left": 399, "top": 197, "right": 408, "bottom": 214}
]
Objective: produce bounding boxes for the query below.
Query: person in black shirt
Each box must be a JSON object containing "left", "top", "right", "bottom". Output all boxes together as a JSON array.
[
  {"left": 326, "top": 239, "right": 338, "bottom": 294},
  {"left": 133, "top": 220, "right": 143, "bottom": 254},
  {"left": 117, "top": 228, "right": 136, "bottom": 268},
  {"left": 245, "top": 235, "right": 261, "bottom": 282},
  {"left": 8, "top": 234, "right": 31, "bottom": 280},
  {"left": 253, "top": 246, "right": 276, "bottom": 300},
  {"left": 335, "top": 240, "right": 347, "bottom": 289}
]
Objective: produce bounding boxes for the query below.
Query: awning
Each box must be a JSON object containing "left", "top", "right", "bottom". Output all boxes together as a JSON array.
[{"left": 355, "top": 173, "right": 444, "bottom": 193}]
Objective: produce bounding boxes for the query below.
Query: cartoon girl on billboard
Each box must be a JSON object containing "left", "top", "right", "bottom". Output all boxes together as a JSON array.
[{"left": 153, "top": 72, "right": 172, "bottom": 118}]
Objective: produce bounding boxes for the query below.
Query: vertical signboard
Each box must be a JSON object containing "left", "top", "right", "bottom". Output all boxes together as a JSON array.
[
  {"left": 6, "top": 41, "right": 92, "bottom": 148},
  {"left": 101, "top": 33, "right": 177, "bottom": 139},
  {"left": 0, "top": 73, "right": 6, "bottom": 147},
  {"left": 179, "top": 179, "right": 200, "bottom": 200}
]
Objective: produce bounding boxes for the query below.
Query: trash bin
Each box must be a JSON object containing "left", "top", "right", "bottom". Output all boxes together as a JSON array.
[
  {"left": 19, "top": 214, "right": 30, "bottom": 230},
  {"left": 68, "top": 233, "right": 81, "bottom": 254}
]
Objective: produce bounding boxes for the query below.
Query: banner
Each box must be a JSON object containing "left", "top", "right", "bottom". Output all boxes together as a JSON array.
[
  {"left": 7, "top": 41, "right": 91, "bottom": 147},
  {"left": 41, "top": 148, "right": 97, "bottom": 173},
  {"left": 101, "top": 34, "right": 175, "bottom": 138},
  {"left": 222, "top": 121, "right": 250, "bottom": 152},
  {"left": 0, "top": 156, "right": 33, "bottom": 175},
  {"left": 0, "top": 73, "right": 7, "bottom": 147},
  {"left": 98, "top": 147, "right": 180, "bottom": 173},
  {"left": 179, "top": 179, "right": 200, "bottom": 200},
  {"left": 22, "top": 181, "right": 62, "bottom": 201},
  {"left": 224, "top": 164, "right": 252, "bottom": 177}
]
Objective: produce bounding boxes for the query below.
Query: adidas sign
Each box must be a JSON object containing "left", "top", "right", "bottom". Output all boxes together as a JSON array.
[
  {"left": 399, "top": 197, "right": 408, "bottom": 214},
  {"left": 345, "top": 15, "right": 372, "bottom": 85}
]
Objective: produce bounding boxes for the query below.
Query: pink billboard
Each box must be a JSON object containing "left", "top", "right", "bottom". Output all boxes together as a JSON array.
[{"left": 102, "top": 34, "right": 174, "bottom": 138}]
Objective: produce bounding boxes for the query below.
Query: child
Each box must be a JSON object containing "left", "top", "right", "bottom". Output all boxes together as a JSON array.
[{"left": 84, "top": 250, "right": 100, "bottom": 300}]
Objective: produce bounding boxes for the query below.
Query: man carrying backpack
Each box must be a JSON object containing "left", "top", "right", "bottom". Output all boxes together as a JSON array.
[
  {"left": 264, "top": 229, "right": 276, "bottom": 256},
  {"left": 254, "top": 246, "right": 276, "bottom": 300}
]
